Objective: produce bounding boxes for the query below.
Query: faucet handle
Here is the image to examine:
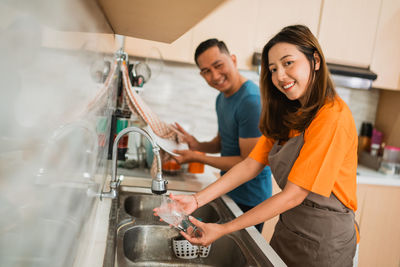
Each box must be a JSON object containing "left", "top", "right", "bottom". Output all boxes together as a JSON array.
[{"left": 116, "top": 175, "right": 124, "bottom": 188}]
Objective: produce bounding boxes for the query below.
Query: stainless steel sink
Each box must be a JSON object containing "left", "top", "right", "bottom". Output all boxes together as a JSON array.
[{"left": 103, "top": 188, "right": 274, "bottom": 267}]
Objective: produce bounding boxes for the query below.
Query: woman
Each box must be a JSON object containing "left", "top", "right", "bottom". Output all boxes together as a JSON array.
[{"left": 160, "top": 25, "right": 359, "bottom": 267}]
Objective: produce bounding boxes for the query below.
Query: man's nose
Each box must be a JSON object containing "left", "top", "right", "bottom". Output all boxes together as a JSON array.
[{"left": 210, "top": 68, "right": 221, "bottom": 80}]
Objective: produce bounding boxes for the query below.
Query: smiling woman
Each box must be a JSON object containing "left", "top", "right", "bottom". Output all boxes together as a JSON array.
[
  {"left": 267, "top": 42, "right": 320, "bottom": 105},
  {"left": 169, "top": 25, "right": 359, "bottom": 267}
]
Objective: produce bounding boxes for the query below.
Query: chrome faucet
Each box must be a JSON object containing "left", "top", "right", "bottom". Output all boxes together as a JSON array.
[{"left": 100, "top": 126, "right": 167, "bottom": 199}]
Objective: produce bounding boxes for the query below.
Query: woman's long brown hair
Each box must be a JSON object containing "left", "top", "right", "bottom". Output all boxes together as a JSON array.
[{"left": 259, "top": 25, "right": 336, "bottom": 141}]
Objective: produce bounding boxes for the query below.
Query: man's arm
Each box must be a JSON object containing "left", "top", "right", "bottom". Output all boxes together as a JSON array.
[
  {"left": 174, "top": 136, "right": 259, "bottom": 171},
  {"left": 196, "top": 134, "right": 221, "bottom": 154}
]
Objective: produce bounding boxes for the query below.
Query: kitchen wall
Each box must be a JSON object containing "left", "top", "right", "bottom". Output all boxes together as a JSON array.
[{"left": 138, "top": 59, "right": 380, "bottom": 141}]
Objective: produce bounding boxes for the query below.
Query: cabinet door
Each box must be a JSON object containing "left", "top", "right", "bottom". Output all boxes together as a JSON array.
[
  {"left": 356, "top": 184, "right": 400, "bottom": 267},
  {"left": 124, "top": 31, "right": 193, "bottom": 63},
  {"left": 370, "top": 0, "right": 400, "bottom": 90},
  {"left": 318, "top": 0, "right": 381, "bottom": 67},
  {"left": 190, "top": 0, "right": 259, "bottom": 70},
  {"left": 253, "top": 0, "right": 321, "bottom": 54}
]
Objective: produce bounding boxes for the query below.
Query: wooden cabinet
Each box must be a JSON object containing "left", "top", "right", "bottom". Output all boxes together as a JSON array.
[
  {"left": 124, "top": 31, "right": 193, "bottom": 63},
  {"left": 355, "top": 183, "right": 400, "bottom": 267},
  {"left": 253, "top": 0, "right": 321, "bottom": 56},
  {"left": 370, "top": 0, "right": 400, "bottom": 90},
  {"left": 190, "top": 0, "right": 259, "bottom": 70},
  {"left": 124, "top": 0, "right": 321, "bottom": 70},
  {"left": 317, "top": 0, "right": 381, "bottom": 67},
  {"left": 122, "top": 0, "right": 399, "bottom": 91}
]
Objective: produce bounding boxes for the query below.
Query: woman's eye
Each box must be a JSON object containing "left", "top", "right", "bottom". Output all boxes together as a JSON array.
[
  {"left": 284, "top": 61, "right": 293, "bottom": 66},
  {"left": 269, "top": 68, "right": 276, "bottom": 73}
]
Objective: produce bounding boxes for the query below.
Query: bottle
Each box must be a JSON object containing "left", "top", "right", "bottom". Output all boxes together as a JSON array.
[
  {"left": 358, "top": 122, "right": 373, "bottom": 154},
  {"left": 370, "top": 128, "right": 383, "bottom": 156}
]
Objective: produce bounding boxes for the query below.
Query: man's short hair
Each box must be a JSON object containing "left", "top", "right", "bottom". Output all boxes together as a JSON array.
[{"left": 194, "top": 38, "right": 230, "bottom": 66}]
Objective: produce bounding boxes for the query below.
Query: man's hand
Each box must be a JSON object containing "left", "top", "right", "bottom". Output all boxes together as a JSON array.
[
  {"left": 173, "top": 149, "right": 200, "bottom": 164},
  {"left": 172, "top": 122, "right": 200, "bottom": 151}
]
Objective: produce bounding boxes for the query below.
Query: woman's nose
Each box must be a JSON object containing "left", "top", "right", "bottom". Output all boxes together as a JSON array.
[{"left": 276, "top": 67, "right": 286, "bottom": 81}]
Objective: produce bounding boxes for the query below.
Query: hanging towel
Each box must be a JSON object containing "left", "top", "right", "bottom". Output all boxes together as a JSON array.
[
  {"left": 120, "top": 61, "right": 183, "bottom": 143},
  {"left": 120, "top": 61, "right": 186, "bottom": 176}
]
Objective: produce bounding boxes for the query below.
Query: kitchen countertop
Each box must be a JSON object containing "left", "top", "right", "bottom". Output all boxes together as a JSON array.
[{"left": 357, "top": 164, "right": 400, "bottom": 187}]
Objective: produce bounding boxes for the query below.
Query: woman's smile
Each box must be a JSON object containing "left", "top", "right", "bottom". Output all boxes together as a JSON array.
[
  {"left": 268, "top": 42, "right": 319, "bottom": 104},
  {"left": 282, "top": 81, "right": 295, "bottom": 90}
]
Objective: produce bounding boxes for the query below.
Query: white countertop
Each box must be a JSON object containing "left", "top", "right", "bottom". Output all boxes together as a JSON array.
[{"left": 357, "top": 164, "right": 400, "bottom": 187}]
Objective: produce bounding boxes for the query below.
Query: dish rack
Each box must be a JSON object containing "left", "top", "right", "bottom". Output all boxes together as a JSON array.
[{"left": 172, "top": 237, "right": 211, "bottom": 259}]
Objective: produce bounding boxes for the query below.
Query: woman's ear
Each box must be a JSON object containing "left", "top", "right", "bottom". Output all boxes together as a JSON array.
[{"left": 313, "top": 51, "right": 321, "bottom": 71}]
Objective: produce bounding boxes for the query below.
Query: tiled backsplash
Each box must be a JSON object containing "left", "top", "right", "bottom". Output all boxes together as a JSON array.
[{"left": 139, "top": 60, "right": 380, "bottom": 139}]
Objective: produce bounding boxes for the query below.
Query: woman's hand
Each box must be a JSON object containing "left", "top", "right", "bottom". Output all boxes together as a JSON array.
[
  {"left": 170, "top": 193, "right": 198, "bottom": 215},
  {"left": 180, "top": 216, "right": 227, "bottom": 247},
  {"left": 153, "top": 193, "right": 198, "bottom": 221}
]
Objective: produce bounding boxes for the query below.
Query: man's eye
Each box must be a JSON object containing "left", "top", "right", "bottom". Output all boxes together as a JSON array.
[
  {"left": 201, "top": 70, "right": 210, "bottom": 75},
  {"left": 215, "top": 64, "right": 223, "bottom": 69}
]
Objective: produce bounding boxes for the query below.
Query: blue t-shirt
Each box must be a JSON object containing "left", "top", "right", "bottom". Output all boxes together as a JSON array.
[{"left": 216, "top": 80, "right": 272, "bottom": 207}]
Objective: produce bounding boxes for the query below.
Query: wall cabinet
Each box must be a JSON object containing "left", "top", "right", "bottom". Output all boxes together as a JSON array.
[
  {"left": 370, "top": 0, "right": 400, "bottom": 90},
  {"left": 124, "top": 0, "right": 321, "bottom": 70},
  {"left": 190, "top": 0, "right": 259, "bottom": 70},
  {"left": 124, "top": 31, "right": 193, "bottom": 63},
  {"left": 253, "top": 0, "right": 321, "bottom": 56},
  {"left": 124, "top": 0, "right": 400, "bottom": 90},
  {"left": 317, "top": 0, "right": 381, "bottom": 67}
]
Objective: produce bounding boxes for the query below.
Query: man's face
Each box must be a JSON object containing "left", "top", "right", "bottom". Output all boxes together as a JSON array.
[{"left": 197, "top": 46, "right": 239, "bottom": 96}]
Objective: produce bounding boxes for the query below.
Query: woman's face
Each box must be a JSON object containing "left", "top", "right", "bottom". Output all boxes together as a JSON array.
[{"left": 267, "top": 42, "right": 319, "bottom": 105}]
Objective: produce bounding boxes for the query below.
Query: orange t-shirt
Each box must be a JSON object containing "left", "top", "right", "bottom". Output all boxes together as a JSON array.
[{"left": 249, "top": 96, "right": 358, "bottom": 212}]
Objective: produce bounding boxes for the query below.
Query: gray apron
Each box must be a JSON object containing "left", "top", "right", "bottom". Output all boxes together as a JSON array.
[{"left": 268, "top": 133, "right": 357, "bottom": 267}]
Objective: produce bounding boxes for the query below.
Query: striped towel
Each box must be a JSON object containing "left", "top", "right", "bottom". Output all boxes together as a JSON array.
[
  {"left": 121, "top": 61, "right": 184, "bottom": 174},
  {"left": 121, "top": 61, "right": 183, "bottom": 143}
]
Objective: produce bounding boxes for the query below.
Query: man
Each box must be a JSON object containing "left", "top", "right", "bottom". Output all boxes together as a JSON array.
[{"left": 173, "top": 38, "right": 272, "bottom": 232}]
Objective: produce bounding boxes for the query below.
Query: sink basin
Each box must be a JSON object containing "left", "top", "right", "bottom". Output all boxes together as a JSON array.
[
  {"left": 122, "top": 225, "right": 248, "bottom": 266},
  {"left": 103, "top": 189, "right": 275, "bottom": 267},
  {"left": 124, "top": 194, "right": 220, "bottom": 224}
]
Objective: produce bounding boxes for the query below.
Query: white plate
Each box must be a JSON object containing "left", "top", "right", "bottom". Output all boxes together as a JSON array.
[{"left": 144, "top": 125, "right": 188, "bottom": 157}]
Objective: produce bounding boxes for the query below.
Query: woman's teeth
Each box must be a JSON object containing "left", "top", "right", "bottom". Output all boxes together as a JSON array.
[{"left": 283, "top": 82, "right": 294, "bottom": 89}]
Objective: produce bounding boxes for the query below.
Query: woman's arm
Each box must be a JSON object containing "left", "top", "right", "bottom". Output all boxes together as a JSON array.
[
  {"left": 170, "top": 157, "right": 266, "bottom": 215},
  {"left": 195, "top": 157, "right": 266, "bottom": 207},
  {"left": 182, "top": 181, "right": 309, "bottom": 246}
]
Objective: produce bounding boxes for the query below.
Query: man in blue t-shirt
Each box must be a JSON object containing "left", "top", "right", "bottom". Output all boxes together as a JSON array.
[{"left": 173, "top": 38, "right": 271, "bottom": 232}]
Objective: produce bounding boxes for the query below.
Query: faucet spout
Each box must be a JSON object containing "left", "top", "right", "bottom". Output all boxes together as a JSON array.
[{"left": 101, "top": 126, "right": 167, "bottom": 199}]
